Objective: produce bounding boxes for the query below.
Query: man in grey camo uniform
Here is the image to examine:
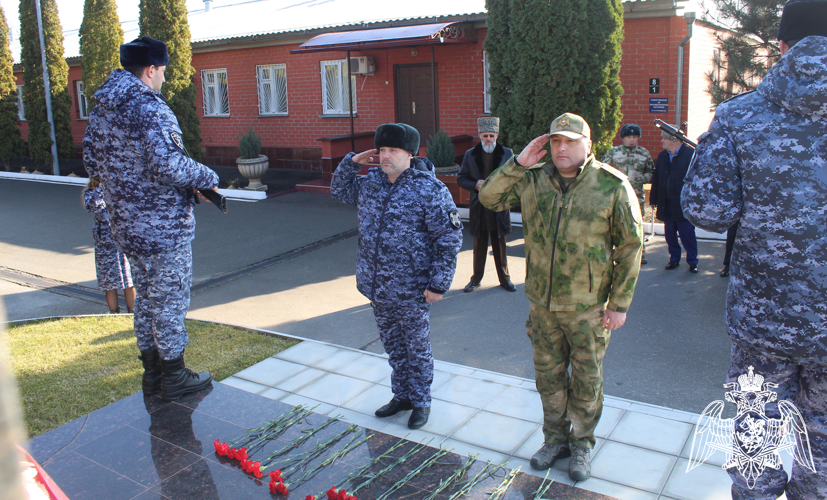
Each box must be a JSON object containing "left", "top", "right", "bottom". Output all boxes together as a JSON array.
[{"left": 682, "top": 0, "right": 827, "bottom": 497}]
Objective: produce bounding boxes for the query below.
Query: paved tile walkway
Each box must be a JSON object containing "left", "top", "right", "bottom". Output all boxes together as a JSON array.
[{"left": 216, "top": 331, "right": 788, "bottom": 500}]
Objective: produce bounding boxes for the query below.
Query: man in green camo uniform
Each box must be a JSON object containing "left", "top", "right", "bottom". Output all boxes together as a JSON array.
[
  {"left": 601, "top": 124, "right": 653, "bottom": 264},
  {"left": 479, "top": 113, "right": 643, "bottom": 481}
]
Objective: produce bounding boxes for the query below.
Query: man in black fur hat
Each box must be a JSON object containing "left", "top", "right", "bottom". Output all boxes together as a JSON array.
[
  {"left": 83, "top": 37, "right": 219, "bottom": 402},
  {"left": 331, "top": 123, "right": 463, "bottom": 430}
]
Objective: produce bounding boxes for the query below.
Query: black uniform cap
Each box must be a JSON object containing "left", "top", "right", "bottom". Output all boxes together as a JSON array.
[
  {"left": 375, "top": 123, "right": 420, "bottom": 156},
  {"left": 777, "top": 0, "right": 827, "bottom": 41}
]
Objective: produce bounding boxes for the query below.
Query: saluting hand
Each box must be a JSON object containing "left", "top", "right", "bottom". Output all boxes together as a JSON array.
[
  {"left": 352, "top": 149, "right": 377, "bottom": 165},
  {"left": 516, "top": 134, "right": 550, "bottom": 167}
]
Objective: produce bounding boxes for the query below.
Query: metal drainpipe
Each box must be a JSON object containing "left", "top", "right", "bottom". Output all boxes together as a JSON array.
[
  {"left": 675, "top": 11, "right": 695, "bottom": 128},
  {"left": 204, "top": 0, "right": 211, "bottom": 11},
  {"left": 35, "top": 0, "right": 59, "bottom": 176}
]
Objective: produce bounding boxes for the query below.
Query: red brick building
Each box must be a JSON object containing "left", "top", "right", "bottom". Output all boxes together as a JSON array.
[{"left": 13, "top": 0, "right": 722, "bottom": 178}]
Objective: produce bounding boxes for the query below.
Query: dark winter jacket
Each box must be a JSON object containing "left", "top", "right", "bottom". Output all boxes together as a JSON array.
[
  {"left": 650, "top": 144, "right": 694, "bottom": 222},
  {"left": 331, "top": 153, "right": 463, "bottom": 305},
  {"left": 682, "top": 36, "right": 827, "bottom": 365},
  {"left": 83, "top": 69, "right": 218, "bottom": 256},
  {"left": 457, "top": 142, "right": 513, "bottom": 238}
]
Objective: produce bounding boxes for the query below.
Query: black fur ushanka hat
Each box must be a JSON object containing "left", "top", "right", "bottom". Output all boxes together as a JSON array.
[
  {"left": 120, "top": 37, "right": 170, "bottom": 68},
  {"left": 374, "top": 123, "right": 420, "bottom": 156}
]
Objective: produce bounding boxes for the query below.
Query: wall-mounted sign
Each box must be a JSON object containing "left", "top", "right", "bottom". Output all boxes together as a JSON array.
[
  {"left": 649, "top": 97, "right": 668, "bottom": 113},
  {"left": 649, "top": 78, "right": 660, "bottom": 94}
]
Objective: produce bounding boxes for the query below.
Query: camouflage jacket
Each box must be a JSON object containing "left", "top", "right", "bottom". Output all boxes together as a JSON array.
[
  {"left": 682, "top": 36, "right": 827, "bottom": 365},
  {"left": 479, "top": 155, "right": 642, "bottom": 312},
  {"left": 83, "top": 69, "right": 218, "bottom": 256},
  {"left": 331, "top": 153, "right": 463, "bottom": 305},
  {"left": 600, "top": 145, "right": 654, "bottom": 200},
  {"left": 83, "top": 186, "right": 114, "bottom": 246}
]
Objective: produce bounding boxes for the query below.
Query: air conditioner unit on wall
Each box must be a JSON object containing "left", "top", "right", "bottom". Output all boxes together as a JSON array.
[{"left": 348, "top": 56, "right": 375, "bottom": 75}]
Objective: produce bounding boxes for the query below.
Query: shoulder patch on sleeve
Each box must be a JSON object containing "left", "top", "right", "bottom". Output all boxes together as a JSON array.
[
  {"left": 169, "top": 131, "right": 186, "bottom": 153},
  {"left": 449, "top": 210, "right": 461, "bottom": 229}
]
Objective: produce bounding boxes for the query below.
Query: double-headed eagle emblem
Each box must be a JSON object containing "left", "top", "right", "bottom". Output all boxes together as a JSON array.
[{"left": 687, "top": 366, "right": 815, "bottom": 487}]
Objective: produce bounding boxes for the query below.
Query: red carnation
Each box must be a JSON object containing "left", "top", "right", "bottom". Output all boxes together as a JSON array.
[
  {"left": 348, "top": 496, "right": 357, "bottom": 500},
  {"left": 327, "top": 487, "right": 338, "bottom": 499},
  {"left": 228, "top": 448, "right": 237, "bottom": 460},
  {"left": 213, "top": 439, "right": 220, "bottom": 451},
  {"left": 269, "top": 480, "right": 279, "bottom": 494},
  {"left": 337, "top": 490, "right": 348, "bottom": 500},
  {"left": 305, "top": 496, "right": 316, "bottom": 500},
  {"left": 253, "top": 462, "right": 262, "bottom": 478},
  {"left": 276, "top": 482, "right": 289, "bottom": 495},
  {"left": 270, "top": 469, "right": 283, "bottom": 481}
]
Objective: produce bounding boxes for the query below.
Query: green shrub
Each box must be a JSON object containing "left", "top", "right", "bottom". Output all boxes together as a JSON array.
[
  {"left": 238, "top": 126, "right": 262, "bottom": 159},
  {"left": 426, "top": 129, "right": 455, "bottom": 168}
]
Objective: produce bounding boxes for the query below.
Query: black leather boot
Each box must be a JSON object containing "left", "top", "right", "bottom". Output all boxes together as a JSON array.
[
  {"left": 160, "top": 355, "right": 212, "bottom": 402},
  {"left": 408, "top": 407, "right": 430, "bottom": 429},
  {"left": 138, "top": 349, "right": 163, "bottom": 395}
]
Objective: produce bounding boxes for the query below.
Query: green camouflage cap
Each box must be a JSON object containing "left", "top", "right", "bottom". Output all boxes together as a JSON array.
[{"left": 550, "top": 113, "right": 590, "bottom": 140}]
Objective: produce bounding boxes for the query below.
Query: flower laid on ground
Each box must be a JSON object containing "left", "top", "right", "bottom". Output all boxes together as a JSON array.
[
  {"left": 326, "top": 487, "right": 356, "bottom": 500},
  {"left": 269, "top": 480, "right": 289, "bottom": 495},
  {"left": 213, "top": 440, "right": 230, "bottom": 456},
  {"left": 305, "top": 496, "right": 316, "bottom": 500},
  {"left": 269, "top": 470, "right": 283, "bottom": 482}
]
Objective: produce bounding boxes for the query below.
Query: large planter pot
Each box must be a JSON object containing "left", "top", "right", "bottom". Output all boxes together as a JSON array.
[
  {"left": 434, "top": 163, "right": 460, "bottom": 175},
  {"left": 236, "top": 155, "right": 269, "bottom": 191}
]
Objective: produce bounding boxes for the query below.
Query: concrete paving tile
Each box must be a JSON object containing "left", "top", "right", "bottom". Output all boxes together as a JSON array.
[
  {"left": 451, "top": 411, "right": 538, "bottom": 455},
  {"left": 259, "top": 388, "right": 289, "bottom": 400},
  {"left": 483, "top": 386, "right": 543, "bottom": 422},
  {"left": 662, "top": 458, "right": 731, "bottom": 500},
  {"left": 501, "top": 457, "right": 575, "bottom": 485},
  {"left": 306, "top": 348, "right": 361, "bottom": 372},
  {"left": 609, "top": 412, "right": 693, "bottom": 455},
  {"left": 519, "top": 379, "right": 538, "bottom": 390},
  {"left": 274, "top": 342, "right": 343, "bottom": 366},
  {"left": 603, "top": 396, "right": 632, "bottom": 410},
  {"left": 679, "top": 424, "right": 728, "bottom": 468},
  {"left": 439, "top": 439, "right": 509, "bottom": 465},
  {"left": 331, "top": 353, "right": 391, "bottom": 382},
  {"left": 589, "top": 441, "right": 677, "bottom": 493},
  {"left": 278, "top": 394, "right": 337, "bottom": 415},
  {"left": 341, "top": 384, "right": 395, "bottom": 415},
  {"left": 218, "top": 377, "right": 268, "bottom": 394},
  {"left": 512, "top": 426, "right": 545, "bottom": 460},
  {"left": 432, "top": 370, "right": 454, "bottom": 390},
  {"left": 573, "top": 477, "right": 658, "bottom": 499},
  {"left": 232, "top": 357, "right": 308, "bottom": 387},
  {"left": 628, "top": 402, "right": 694, "bottom": 422},
  {"left": 411, "top": 399, "right": 478, "bottom": 437},
  {"left": 595, "top": 406, "right": 626, "bottom": 438},
  {"left": 469, "top": 370, "right": 526, "bottom": 387},
  {"left": 433, "top": 360, "right": 476, "bottom": 376},
  {"left": 272, "top": 367, "right": 327, "bottom": 393},
  {"left": 432, "top": 375, "right": 505, "bottom": 408},
  {"left": 294, "top": 373, "right": 373, "bottom": 406},
  {"left": 325, "top": 407, "right": 392, "bottom": 432},
  {"left": 380, "top": 422, "right": 445, "bottom": 447}
]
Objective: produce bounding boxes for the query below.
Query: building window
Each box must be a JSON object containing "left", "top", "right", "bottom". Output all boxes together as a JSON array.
[
  {"left": 483, "top": 51, "right": 491, "bottom": 114},
  {"left": 320, "top": 60, "right": 356, "bottom": 115},
  {"left": 256, "top": 64, "right": 288, "bottom": 115},
  {"left": 16, "top": 85, "right": 24, "bottom": 121},
  {"left": 77, "top": 81, "right": 89, "bottom": 119},
  {"left": 201, "top": 69, "right": 229, "bottom": 116},
  {"left": 712, "top": 49, "right": 722, "bottom": 84}
]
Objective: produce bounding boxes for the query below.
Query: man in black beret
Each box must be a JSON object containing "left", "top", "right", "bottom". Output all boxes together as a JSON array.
[
  {"left": 682, "top": 0, "right": 827, "bottom": 497},
  {"left": 331, "top": 123, "right": 463, "bottom": 430},
  {"left": 83, "top": 36, "right": 220, "bottom": 402}
]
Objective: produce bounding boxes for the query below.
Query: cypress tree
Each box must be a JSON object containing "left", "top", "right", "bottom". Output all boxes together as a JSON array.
[
  {"left": 485, "top": 0, "right": 624, "bottom": 158},
  {"left": 19, "top": 0, "right": 74, "bottom": 168},
  {"left": 0, "top": 6, "right": 24, "bottom": 170},
  {"left": 703, "top": 0, "right": 783, "bottom": 105},
  {"left": 79, "top": 0, "right": 124, "bottom": 104},
  {"left": 139, "top": 0, "right": 203, "bottom": 160}
]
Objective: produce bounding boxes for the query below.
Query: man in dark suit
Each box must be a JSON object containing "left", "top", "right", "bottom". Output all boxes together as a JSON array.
[
  {"left": 457, "top": 117, "right": 516, "bottom": 292},
  {"left": 650, "top": 128, "right": 698, "bottom": 272}
]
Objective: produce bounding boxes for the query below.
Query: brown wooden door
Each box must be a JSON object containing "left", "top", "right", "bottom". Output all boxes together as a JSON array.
[{"left": 396, "top": 64, "right": 438, "bottom": 147}]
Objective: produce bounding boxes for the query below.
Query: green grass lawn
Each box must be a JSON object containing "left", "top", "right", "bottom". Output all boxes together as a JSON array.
[{"left": 7, "top": 316, "right": 299, "bottom": 438}]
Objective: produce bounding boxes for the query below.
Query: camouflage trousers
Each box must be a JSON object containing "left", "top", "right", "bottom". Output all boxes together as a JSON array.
[
  {"left": 95, "top": 241, "right": 133, "bottom": 291},
  {"left": 126, "top": 244, "right": 192, "bottom": 360},
  {"left": 728, "top": 343, "right": 827, "bottom": 500},
  {"left": 526, "top": 303, "right": 610, "bottom": 448},
  {"left": 372, "top": 302, "right": 433, "bottom": 408}
]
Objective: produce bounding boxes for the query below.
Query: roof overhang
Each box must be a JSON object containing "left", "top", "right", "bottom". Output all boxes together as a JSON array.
[{"left": 290, "top": 22, "right": 476, "bottom": 54}]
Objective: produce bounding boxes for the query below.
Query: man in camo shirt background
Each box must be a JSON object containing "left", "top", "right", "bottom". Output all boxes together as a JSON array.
[{"left": 601, "top": 124, "right": 653, "bottom": 264}]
